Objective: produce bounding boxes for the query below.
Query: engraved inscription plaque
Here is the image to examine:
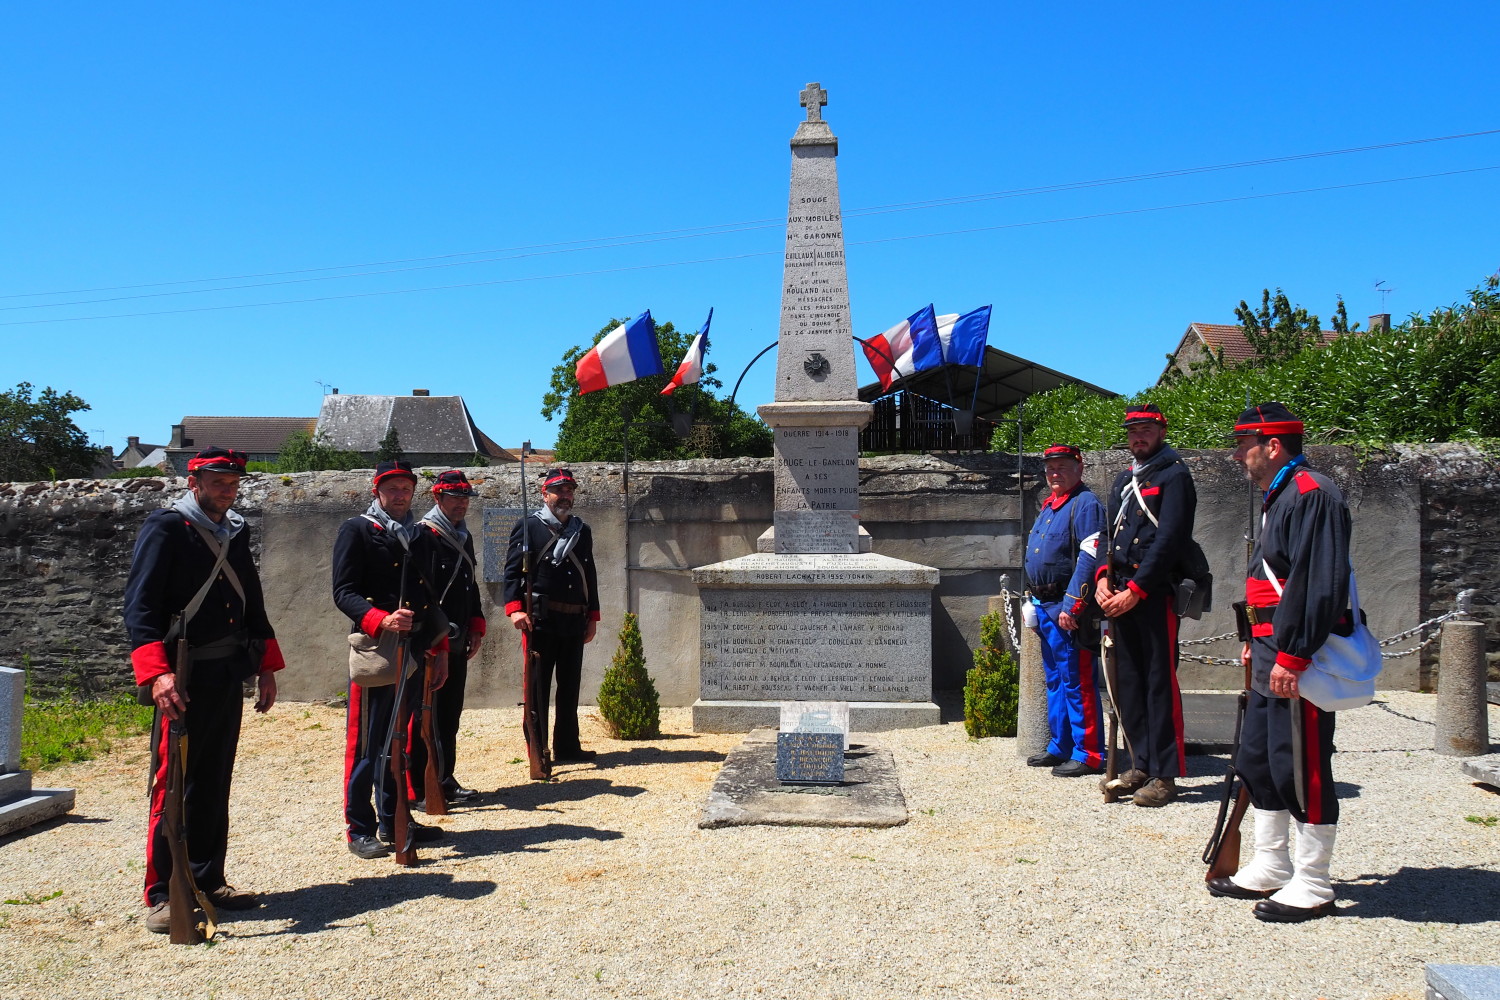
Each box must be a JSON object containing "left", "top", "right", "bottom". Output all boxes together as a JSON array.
[
  {"left": 776, "top": 731, "right": 845, "bottom": 784},
  {"left": 774, "top": 510, "right": 857, "bottom": 553},
  {"left": 481, "top": 507, "right": 524, "bottom": 583}
]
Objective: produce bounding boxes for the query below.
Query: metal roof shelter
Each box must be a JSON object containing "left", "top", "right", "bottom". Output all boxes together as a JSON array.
[{"left": 857, "top": 345, "right": 1116, "bottom": 422}]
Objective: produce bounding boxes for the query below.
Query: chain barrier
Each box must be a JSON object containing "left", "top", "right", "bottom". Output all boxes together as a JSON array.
[
  {"left": 996, "top": 583, "right": 1022, "bottom": 655},
  {"left": 1172, "top": 611, "right": 1458, "bottom": 666}
]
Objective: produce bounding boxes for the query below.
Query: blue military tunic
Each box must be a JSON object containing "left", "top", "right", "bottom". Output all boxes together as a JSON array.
[{"left": 1024, "top": 485, "right": 1107, "bottom": 767}]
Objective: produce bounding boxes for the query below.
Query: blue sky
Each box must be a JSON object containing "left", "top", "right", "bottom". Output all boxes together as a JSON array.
[{"left": 3, "top": 2, "right": 1497, "bottom": 453}]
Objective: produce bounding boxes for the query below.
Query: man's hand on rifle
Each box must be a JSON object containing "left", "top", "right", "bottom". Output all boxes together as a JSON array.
[
  {"left": 428, "top": 651, "right": 449, "bottom": 690},
  {"left": 152, "top": 672, "right": 189, "bottom": 721},
  {"left": 466, "top": 633, "right": 483, "bottom": 658},
  {"left": 508, "top": 611, "right": 531, "bottom": 632},
  {"left": 1241, "top": 641, "right": 1252, "bottom": 669},
  {"left": 254, "top": 670, "right": 277, "bottom": 714},
  {"left": 382, "top": 608, "right": 414, "bottom": 633},
  {"left": 1101, "top": 586, "right": 1141, "bottom": 618},
  {"left": 1057, "top": 610, "right": 1078, "bottom": 632},
  {"left": 584, "top": 619, "right": 597, "bottom": 644}
]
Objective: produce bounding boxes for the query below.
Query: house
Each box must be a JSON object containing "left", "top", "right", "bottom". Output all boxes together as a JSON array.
[
  {"left": 1160, "top": 314, "right": 1390, "bottom": 383},
  {"left": 162, "top": 416, "right": 317, "bottom": 474},
  {"left": 118, "top": 436, "right": 166, "bottom": 469},
  {"left": 313, "top": 390, "right": 512, "bottom": 467}
]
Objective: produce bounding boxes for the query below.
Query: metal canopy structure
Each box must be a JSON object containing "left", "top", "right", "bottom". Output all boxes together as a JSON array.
[{"left": 857, "top": 345, "right": 1116, "bottom": 421}]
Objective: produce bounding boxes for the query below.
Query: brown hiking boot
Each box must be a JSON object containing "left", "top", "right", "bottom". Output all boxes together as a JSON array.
[
  {"left": 206, "top": 885, "right": 258, "bottom": 910},
  {"left": 1101, "top": 768, "right": 1148, "bottom": 794},
  {"left": 144, "top": 901, "right": 171, "bottom": 934},
  {"left": 1132, "top": 776, "right": 1177, "bottom": 807}
]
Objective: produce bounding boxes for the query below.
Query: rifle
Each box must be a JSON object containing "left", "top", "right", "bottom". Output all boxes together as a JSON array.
[
  {"left": 1098, "top": 476, "right": 1136, "bottom": 802},
  {"left": 161, "top": 624, "right": 218, "bottom": 944},
  {"left": 1204, "top": 667, "right": 1252, "bottom": 880},
  {"left": 420, "top": 647, "right": 448, "bottom": 816},
  {"left": 518, "top": 441, "right": 551, "bottom": 781},
  {"left": 377, "top": 547, "right": 419, "bottom": 866}
]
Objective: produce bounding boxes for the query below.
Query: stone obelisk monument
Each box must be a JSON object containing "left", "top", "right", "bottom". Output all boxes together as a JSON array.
[{"left": 691, "top": 84, "right": 940, "bottom": 733}]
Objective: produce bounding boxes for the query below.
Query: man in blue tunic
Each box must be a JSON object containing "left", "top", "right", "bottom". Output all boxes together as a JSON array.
[{"left": 1023, "top": 444, "right": 1107, "bottom": 777}]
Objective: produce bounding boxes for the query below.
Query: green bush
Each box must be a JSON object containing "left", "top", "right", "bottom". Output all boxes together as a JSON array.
[
  {"left": 597, "top": 613, "right": 661, "bottom": 739},
  {"left": 964, "top": 611, "right": 1018, "bottom": 738},
  {"left": 245, "top": 460, "right": 277, "bottom": 473}
]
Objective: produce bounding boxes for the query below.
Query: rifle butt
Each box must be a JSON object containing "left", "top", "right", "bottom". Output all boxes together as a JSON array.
[
  {"left": 1205, "top": 785, "right": 1252, "bottom": 881},
  {"left": 421, "top": 662, "right": 449, "bottom": 816}
]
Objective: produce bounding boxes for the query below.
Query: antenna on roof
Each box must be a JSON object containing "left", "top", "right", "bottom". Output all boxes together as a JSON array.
[{"left": 1373, "top": 279, "right": 1394, "bottom": 310}]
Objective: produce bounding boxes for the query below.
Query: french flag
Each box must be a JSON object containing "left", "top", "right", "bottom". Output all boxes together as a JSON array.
[
  {"left": 575, "top": 311, "right": 665, "bottom": 394},
  {"left": 861, "top": 304, "right": 942, "bottom": 390},
  {"left": 661, "top": 308, "right": 711, "bottom": 396},
  {"left": 935, "top": 305, "right": 992, "bottom": 368}
]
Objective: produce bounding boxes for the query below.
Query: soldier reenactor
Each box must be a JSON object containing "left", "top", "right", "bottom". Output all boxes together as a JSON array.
[
  {"left": 1210, "top": 402, "right": 1351, "bottom": 922},
  {"left": 1023, "top": 444, "right": 1107, "bottom": 776},
  {"left": 123, "top": 446, "right": 284, "bottom": 933},
  {"left": 409, "top": 470, "right": 487, "bottom": 806},
  {"left": 1095, "top": 405, "right": 1197, "bottom": 806}
]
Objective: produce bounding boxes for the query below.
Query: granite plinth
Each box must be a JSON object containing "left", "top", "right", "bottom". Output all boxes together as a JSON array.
[
  {"left": 0, "top": 788, "right": 75, "bottom": 838},
  {"left": 1427, "top": 964, "right": 1500, "bottom": 1000},
  {"left": 1461, "top": 755, "right": 1500, "bottom": 789},
  {"left": 698, "top": 728, "right": 907, "bottom": 828},
  {"left": 1, "top": 666, "right": 22, "bottom": 772},
  {"left": 693, "top": 699, "right": 941, "bottom": 733},
  {"left": 693, "top": 552, "right": 939, "bottom": 588}
]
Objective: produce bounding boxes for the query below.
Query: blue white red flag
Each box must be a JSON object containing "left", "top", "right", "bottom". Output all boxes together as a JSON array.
[
  {"left": 661, "top": 308, "right": 712, "bottom": 396},
  {"left": 575, "top": 311, "right": 665, "bottom": 394},
  {"left": 934, "top": 305, "right": 992, "bottom": 368},
  {"left": 861, "top": 304, "right": 941, "bottom": 390}
]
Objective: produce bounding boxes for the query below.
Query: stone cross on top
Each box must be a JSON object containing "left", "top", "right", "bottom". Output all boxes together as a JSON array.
[{"left": 800, "top": 82, "right": 828, "bottom": 122}]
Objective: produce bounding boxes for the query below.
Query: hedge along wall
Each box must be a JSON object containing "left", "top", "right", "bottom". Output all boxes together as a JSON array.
[{"left": 1, "top": 445, "right": 1494, "bottom": 703}]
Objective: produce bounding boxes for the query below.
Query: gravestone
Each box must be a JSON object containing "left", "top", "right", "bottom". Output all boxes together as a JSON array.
[
  {"left": 776, "top": 700, "right": 850, "bottom": 783},
  {"left": 692, "top": 84, "right": 940, "bottom": 732},
  {"left": 0, "top": 665, "right": 75, "bottom": 838}
]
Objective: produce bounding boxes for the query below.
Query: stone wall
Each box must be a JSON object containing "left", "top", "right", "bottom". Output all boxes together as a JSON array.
[{"left": 2, "top": 445, "right": 1494, "bottom": 702}]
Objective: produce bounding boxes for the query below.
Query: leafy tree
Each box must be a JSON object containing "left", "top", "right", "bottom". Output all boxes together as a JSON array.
[
  {"left": 541, "top": 317, "right": 772, "bottom": 462},
  {"left": 275, "top": 430, "right": 363, "bottom": 472},
  {"left": 964, "top": 611, "right": 1018, "bottom": 738},
  {"left": 375, "top": 427, "right": 404, "bottom": 463},
  {"left": 1235, "top": 288, "right": 1358, "bottom": 367},
  {"left": 0, "top": 382, "right": 99, "bottom": 481}
]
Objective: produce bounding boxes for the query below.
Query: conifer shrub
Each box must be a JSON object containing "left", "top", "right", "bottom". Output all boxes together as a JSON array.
[
  {"left": 964, "top": 610, "right": 1018, "bottom": 738},
  {"left": 597, "top": 613, "right": 661, "bottom": 739}
]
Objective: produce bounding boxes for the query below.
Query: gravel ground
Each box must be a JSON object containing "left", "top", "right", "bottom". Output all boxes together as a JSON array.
[{"left": 1, "top": 693, "right": 1497, "bottom": 1000}]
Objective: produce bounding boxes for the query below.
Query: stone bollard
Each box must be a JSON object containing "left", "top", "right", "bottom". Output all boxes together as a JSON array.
[
  {"left": 1015, "top": 608, "right": 1050, "bottom": 760},
  {"left": 1435, "top": 599, "right": 1489, "bottom": 757}
]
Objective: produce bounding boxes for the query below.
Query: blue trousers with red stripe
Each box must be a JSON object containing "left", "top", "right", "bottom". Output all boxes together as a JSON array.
[
  {"left": 1110, "top": 589, "right": 1186, "bottom": 778},
  {"left": 1237, "top": 689, "right": 1339, "bottom": 825},
  {"left": 1034, "top": 602, "right": 1106, "bottom": 767},
  {"left": 345, "top": 675, "right": 420, "bottom": 840}
]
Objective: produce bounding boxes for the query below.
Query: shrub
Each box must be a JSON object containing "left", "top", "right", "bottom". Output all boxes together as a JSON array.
[
  {"left": 107, "top": 465, "right": 170, "bottom": 479},
  {"left": 597, "top": 613, "right": 661, "bottom": 739},
  {"left": 964, "top": 611, "right": 1018, "bottom": 738}
]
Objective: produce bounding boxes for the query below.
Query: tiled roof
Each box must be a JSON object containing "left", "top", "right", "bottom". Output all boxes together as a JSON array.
[
  {"left": 174, "top": 416, "right": 316, "bottom": 453},
  {"left": 1187, "top": 322, "right": 1338, "bottom": 365},
  {"left": 315, "top": 394, "right": 511, "bottom": 459}
]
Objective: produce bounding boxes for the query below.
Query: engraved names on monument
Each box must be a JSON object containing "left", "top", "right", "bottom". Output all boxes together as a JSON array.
[{"left": 700, "top": 590, "right": 929, "bottom": 701}]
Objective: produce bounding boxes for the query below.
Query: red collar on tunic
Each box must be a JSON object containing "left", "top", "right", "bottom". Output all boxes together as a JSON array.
[{"left": 1042, "top": 485, "right": 1080, "bottom": 511}]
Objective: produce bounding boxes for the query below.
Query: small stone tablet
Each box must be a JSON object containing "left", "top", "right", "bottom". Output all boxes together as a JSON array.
[{"left": 776, "top": 731, "right": 845, "bottom": 785}]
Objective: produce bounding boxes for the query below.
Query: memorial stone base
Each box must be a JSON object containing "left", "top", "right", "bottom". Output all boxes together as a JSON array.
[{"left": 692, "top": 553, "right": 941, "bottom": 733}]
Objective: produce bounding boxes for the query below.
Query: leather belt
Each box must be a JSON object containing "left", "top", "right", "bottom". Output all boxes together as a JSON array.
[
  {"left": 189, "top": 629, "right": 250, "bottom": 662},
  {"left": 548, "top": 601, "right": 587, "bottom": 615}
]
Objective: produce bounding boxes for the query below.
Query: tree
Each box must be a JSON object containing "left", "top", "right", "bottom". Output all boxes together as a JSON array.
[
  {"left": 0, "top": 382, "right": 99, "bottom": 481},
  {"left": 375, "top": 427, "right": 404, "bottom": 463},
  {"left": 540, "top": 317, "right": 772, "bottom": 462},
  {"left": 597, "top": 612, "right": 661, "bottom": 739},
  {"left": 1235, "top": 288, "right": 1358, "bottom": 367},
  {"left": 275, "top": 430, "right": 363, "bottom": 472}
]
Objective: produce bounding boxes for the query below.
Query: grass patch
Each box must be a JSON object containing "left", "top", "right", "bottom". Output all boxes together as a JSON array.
[{"left": 21, "top": 691, "right": 154, "bottom": 772}]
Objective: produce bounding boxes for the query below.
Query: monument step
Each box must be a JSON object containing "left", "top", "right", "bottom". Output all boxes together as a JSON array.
[
  {"left": 693, "top": 700, "right": 941, "bottom": 734},
  {"left": 1426, "top": 964, "right": 1500, "bottom": 1000},
  {"left": 1460, "top": 756, "right": 1500, "bottom": 789},
  {"left": 0, "top": 788, "right": 75, "bottom": 839},
  {"left": 0, "top": 769, "right": 34, "bottom": 804}
]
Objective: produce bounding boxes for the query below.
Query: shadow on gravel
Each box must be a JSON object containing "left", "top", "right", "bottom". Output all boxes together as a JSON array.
[
  {"left": 586, "top": 746, "right": 727, "bottom": 768},
  {"left": 1336, "top": 865, "right": 1500, "bottom": 923},
  {"left": 243, "top": 872, "right": 498, "bottom": 935},
  {"left": 485, "top": 776, "right": 647, "bottom": 810},
  {"left": 441, "top": 821, "right": 624, "bottom": 859}
]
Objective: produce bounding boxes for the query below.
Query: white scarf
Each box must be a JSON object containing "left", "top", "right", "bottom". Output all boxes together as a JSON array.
[
  {"left": 171, "top": 492, "right": 245, "bottom": 546},
  {"left": 365, "top": 498, "right": 416, "bottom": 549},
  {"left": 533, "top": 504, "right": 584, "bottom": 566},
  {"left": 420, "top": 504, "right": 469, "bottom": 546}
]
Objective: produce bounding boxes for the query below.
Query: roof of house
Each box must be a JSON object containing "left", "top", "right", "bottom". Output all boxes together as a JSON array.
[
  {"left": 314, "top": 394, "right": 509, "bottom": 459},
  {"left": 1178, "top": 322, "right": 1338, "bottom": 367},
  {"left": 171, "top": 416, "right": 316, "bottom": 453},
  {"left": 858, "top": 344, "right": 1116, "bottom": 420}
]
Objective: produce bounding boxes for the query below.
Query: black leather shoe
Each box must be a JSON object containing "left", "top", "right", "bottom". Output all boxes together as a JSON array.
[
  {"left": 1026, "top": 752, "right": 1066, "bottom": 768},
  {"left": 1206, "top": 876, "right": 1274, "bottom": 900},
  {"left": 1050, "top": 759, "right": 1099, "bottom": 778},
  {"left": 444, "top": 783, "right": 481, "bottom": 804},
  {"left": 554, "top": 749, "right": 597, "bottom": 763},
  {"left": 378, "top": 819, "right": 443, "bottom": 844},
  {"left": 348, "top": 835, "right": 391, "bottom": 860},
  {"left": 1254, "top": 898, "right": 1335, "bottom": 922}
]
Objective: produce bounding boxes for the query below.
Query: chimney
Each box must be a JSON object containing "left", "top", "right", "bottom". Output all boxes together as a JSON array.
[
  {"left": 332, "top": 388, "right": 339, "bottom": 394},
  {"left": 1368, "top": 314, "right": 1390, "bottom": 334},
  {"left": 127, "top": 435, "right": 139, "bottom": 450},
  {"left": 412, "top": 388, "right": 430, "bottom": 396},
  {"left": 169, "top": 424, "right": 185, "bottom": 448}
]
